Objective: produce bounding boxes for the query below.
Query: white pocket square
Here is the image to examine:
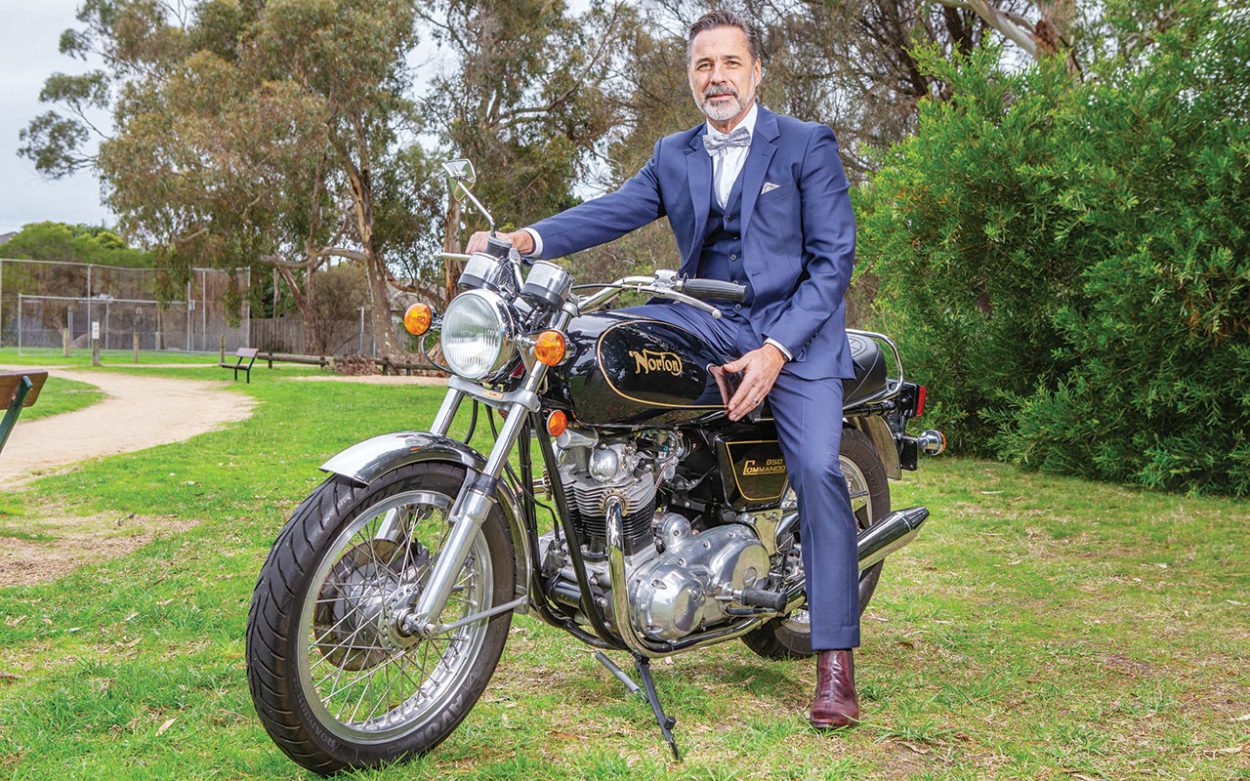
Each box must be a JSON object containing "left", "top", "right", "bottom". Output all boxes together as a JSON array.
[{"left": 761, "top": 181, "right": 781, "bottom": 194}]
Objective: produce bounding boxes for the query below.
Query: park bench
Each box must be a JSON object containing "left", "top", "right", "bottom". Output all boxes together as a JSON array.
[
  {"left": 0, "top": 370, "right": 48, "bottom": 456},
  {"left": 221, "top": 347, "right": 260, "bottom": 383}
]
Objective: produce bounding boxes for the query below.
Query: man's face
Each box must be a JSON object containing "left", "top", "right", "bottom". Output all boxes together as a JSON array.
[{"left": 688, "top": 25, "right": 761, "bottom": 125}]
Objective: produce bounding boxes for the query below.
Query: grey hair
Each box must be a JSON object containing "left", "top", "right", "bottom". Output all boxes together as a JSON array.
[{"left": 686, "top": 9, "right": 764, "bottom": 64}]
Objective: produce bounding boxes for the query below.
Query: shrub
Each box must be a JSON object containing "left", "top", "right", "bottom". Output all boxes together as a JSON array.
[{"left": 860, "top": 6, "right": 1250, "bottom": 495}]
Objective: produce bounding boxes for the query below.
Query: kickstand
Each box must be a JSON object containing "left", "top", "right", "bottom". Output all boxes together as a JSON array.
[{"left": 593, "top": 651, "right": 681, "bottom": 760}]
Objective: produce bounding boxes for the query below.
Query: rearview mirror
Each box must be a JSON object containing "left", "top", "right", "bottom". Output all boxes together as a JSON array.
[{"left": 442, "top": 158, "right": 476, "bottom": 201}]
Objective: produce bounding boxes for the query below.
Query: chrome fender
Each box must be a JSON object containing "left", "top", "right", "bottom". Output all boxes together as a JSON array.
[{"left": 320, "top": 432, "right": 531, "bottom": 611}]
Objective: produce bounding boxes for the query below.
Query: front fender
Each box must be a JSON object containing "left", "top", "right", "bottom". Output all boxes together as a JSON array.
[{"left": 321, "top": 432, "right": 531, "bottom": 611}]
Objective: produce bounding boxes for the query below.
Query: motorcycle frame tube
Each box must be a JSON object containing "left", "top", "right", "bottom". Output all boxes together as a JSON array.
[{"left": 532, "top": 422, "right": 627, "bottom": 650}]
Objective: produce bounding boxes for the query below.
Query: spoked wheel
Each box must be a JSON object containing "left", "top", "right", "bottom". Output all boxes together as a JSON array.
[
  {"left": 741, "top": 428, "right": 890, "bottom": 659},
  {"left": 246, "top": 461, "right": 515, "bottom": 775}
]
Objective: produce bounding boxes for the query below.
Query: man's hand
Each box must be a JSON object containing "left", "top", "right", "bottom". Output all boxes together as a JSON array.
[
  {"left": 465, "top": 230, "right": 535, "bottom": 256},
  {"left": 722, "top": 343, "right": 787, "bottom": 421}
]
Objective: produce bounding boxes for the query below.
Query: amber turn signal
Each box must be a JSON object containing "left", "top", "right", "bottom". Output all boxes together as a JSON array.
[
  {"left": 533, "top": 330, "right": 567, "bottom": 366},
  {"left": 403, "top": 303, "right": 433, "bottom": 336},
  {"left": 546, "top": 410, "right": 568, "bottom": 437}
]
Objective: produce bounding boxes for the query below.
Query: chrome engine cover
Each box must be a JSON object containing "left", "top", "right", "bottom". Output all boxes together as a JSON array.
[{"left": 628, "top": 518, "right": 769, "bottom": 641}]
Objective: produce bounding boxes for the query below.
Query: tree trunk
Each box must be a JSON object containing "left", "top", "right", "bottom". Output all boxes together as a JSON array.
[
  {"left": 363, "top": 249, "right": 403, "bottom": 359},
  {"left": 443, "top": 196, "right": 463, "bottom": 307}
]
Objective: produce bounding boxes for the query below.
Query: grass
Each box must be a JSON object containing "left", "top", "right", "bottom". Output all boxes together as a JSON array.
[
  {"left": 0, "top": 366, "right": 1247, "bottom": 780},
  {"left": 18, "top": 376, "right": 106, "bottom": 421},
  {"left": 0, "top": 347, "right": 224, "bottom": 367}
]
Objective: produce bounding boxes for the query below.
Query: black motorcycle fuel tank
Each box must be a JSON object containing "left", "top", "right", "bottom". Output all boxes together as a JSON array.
[{"left": 544, "top": 312, "right": 730, "bottom": 428}]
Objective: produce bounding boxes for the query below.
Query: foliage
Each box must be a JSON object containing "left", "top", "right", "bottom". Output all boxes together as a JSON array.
[
  {"left": 861, "top": 3, "right": 1250, "bottom": 495},
  {"left": 0, "top": 222, "right": 153, "bottom": 267},
  {"left": 418, "top": 0, "right": 628, "bottom": 295},
  {"left": 23, "top": 0, "right": 431, "bottom": 357}
]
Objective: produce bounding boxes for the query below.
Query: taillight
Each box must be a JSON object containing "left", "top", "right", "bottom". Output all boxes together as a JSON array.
[{"left": 915, "top": 385, "right": 927, "bottom": 417}]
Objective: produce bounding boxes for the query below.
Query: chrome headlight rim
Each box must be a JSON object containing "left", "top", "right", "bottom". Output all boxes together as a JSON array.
[{"left": 439, "top": 288, "right": 515, "bottom": 380}]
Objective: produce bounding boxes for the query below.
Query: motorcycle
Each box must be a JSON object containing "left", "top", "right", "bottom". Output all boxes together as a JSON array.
[{"left": 245, "top": 159, "right": 946, "bottom": 774}]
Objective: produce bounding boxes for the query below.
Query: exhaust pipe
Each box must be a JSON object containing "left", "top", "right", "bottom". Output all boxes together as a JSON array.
[
  {"left": 783, "top": 506, "right": 930, "bottom": 609},
  {"left": 857, "top": 506, "right": 929, "bottom": 570}
]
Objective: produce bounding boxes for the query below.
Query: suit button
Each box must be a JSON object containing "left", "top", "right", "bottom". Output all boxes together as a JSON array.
[
  {"left": 734, "top": 303, "right": 742, "bottom": 311},
  {"left": 730, "top": 254, "right": 737, "bottom": 261}
]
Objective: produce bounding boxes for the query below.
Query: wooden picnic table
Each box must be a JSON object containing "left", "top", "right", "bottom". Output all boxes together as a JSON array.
[{"left": 0, "top": 370, "right": 48, "bottom": 456}]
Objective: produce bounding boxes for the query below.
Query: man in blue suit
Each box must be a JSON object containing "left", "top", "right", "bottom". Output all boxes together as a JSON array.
[{"left": 468, "top": 9, "right": 861, "bottom": 729}]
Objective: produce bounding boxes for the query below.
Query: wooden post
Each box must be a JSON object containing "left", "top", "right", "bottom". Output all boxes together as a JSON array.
[
  {"left": 220, "top": 334, "right": 226, "bottom": 364},
  {"left": 62, "top": 328, "right": 70, "bottom": 357},
  {"left": 133, "top": 331, "right": 140, "bottom": 363}
]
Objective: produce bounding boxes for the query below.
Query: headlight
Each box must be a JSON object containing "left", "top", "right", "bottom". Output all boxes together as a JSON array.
[{"left": 440, "top": 289, "right": 514, "bottom": 379}]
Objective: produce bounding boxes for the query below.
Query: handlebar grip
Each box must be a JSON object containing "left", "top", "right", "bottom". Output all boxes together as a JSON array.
[{"left": 682, "top": 278, "right": 748, "bottom": 303}]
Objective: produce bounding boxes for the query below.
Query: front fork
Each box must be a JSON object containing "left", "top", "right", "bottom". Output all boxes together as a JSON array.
[{"left": 400, "top": 359, "right": 551, "bottom": 636}]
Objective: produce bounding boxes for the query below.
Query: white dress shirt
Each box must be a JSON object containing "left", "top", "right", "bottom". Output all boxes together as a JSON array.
[{"left": 706, "top": 101, "right": 758, "bottom": 208}]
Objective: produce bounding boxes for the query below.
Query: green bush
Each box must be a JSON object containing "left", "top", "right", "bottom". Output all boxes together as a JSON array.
[{"left": 860, "top": 6, "right": 1250, "bottom": 495}]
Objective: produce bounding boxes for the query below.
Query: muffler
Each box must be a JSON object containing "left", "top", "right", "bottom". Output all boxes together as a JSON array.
[
  {"left": 857, "top": 506, "right": 929, "bottom": 570},
  {"left": 782, "top": 506, "right": 930, "bottom": 609}
]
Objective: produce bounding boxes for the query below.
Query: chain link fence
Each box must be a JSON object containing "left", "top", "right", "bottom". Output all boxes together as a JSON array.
[{"left": 1, "top": 258, "right": 249, "bottom": 356}]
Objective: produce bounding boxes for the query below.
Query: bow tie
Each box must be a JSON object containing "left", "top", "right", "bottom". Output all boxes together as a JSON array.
[{"left": 703, "top": 125, "right": 751, "bottom": 155}]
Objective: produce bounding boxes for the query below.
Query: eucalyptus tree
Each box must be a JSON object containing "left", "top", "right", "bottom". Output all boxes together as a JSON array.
[
  {"left": 417, "top": 0, "right": 627, "bottom": 297},
  {"left": 21, "top": 0, "right": 435, "bottom": 358}
]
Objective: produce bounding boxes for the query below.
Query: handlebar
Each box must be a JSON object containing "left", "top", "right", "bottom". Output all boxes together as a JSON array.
[{"left": 678, "top": 278, "right": 748, "bottom": 303}]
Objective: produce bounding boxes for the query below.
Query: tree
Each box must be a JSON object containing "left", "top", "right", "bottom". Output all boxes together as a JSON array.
[
  {"left": 416, "top": 0, "right": 628, "bottom": 298},
  {"left": 22, "top": 0, "right": 435, "bottom": 358},
  {"left": 0, "top": 222, "right": 153, "bottom": 267},
  {"left": 861, "top": 2, "right": 1250, "bottom": 495}
]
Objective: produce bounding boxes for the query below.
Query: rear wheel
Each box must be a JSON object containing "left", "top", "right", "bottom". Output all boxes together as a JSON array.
[
  {"left": 741, "top": 427, "right": 889, "bottom": 659},
  {"left": 246, "top": 461, "right": 515, "bottom": 775}
]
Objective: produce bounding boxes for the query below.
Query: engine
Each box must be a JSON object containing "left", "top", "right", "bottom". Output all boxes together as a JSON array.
[{"left": 539, "top": 430, "right": 771, "bottom": 643}]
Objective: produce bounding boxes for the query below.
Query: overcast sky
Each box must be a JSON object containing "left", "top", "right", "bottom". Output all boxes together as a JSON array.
[{"left": 0, "top": 1, "right": 116, "bottom": 235}]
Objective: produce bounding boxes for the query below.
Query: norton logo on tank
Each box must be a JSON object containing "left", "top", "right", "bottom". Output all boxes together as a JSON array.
[{"left": 628, "top": 349, "right": 684, "bottom": 376}]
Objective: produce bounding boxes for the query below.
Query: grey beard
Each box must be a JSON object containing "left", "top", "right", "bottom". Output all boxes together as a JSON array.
[{"left": 695, "top": 89, "right": 750, "bottom": 122}]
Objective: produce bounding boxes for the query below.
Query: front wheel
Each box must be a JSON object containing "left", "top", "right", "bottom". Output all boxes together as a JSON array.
[
  {"left": 741, "top": 427, "right": 890, "bottom": 659},
  {"left": 246, "top": 461, "right": 516, "bottom": 775}
]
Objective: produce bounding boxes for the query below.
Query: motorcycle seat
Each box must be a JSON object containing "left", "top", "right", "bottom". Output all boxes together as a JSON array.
[{"left": 842, "top": 333, "right": 889, "bottom": 407}]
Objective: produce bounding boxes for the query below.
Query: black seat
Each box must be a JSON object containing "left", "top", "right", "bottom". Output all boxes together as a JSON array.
[{"left": 842, "top": 333, "right": 889, "bottom": 407}]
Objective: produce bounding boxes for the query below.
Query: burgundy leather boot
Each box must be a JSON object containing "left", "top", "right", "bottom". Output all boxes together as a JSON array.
[{"left": 809, "top": 649, "right": 860, "bottom": 729}]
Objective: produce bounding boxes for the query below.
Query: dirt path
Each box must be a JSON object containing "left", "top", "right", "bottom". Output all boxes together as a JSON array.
[{"left": 0, "top": 366, "right": 255, "bottom": 487}]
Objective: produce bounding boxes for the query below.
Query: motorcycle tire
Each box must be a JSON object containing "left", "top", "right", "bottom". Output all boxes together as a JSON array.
[
  {"left": 246, "top": 461, "right": 515, "bottom": 775},
  {"left": 740, "top": 427, "right": 890, "bottom": 660}
]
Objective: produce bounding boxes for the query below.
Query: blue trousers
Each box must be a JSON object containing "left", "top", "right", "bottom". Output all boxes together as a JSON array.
[{"left": 627, "top": 303, "right": 861, "bottom": 649}]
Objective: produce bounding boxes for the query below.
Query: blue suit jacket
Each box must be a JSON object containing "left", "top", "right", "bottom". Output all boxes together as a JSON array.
[{"left": 529, "top": 106, "right": 856, "bottom": 381}]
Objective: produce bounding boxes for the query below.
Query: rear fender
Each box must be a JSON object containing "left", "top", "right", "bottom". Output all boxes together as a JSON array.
[
  {"left": 849, "top": 416, "right": 901, "bottom": 480},
  {"left": 321, "top": 432, "right": 531, "bottom": 611}
]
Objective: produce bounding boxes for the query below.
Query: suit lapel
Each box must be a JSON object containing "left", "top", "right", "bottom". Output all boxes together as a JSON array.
[
  {"left": 740, "top": 107, "right": 779, "bottom": 240},
  {"left": 685, "top": 128, "right": 711, "bottom": 268}
]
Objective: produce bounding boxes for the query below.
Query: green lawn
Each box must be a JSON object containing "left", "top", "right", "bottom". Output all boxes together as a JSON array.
[
  {"left": 0, "top": 347, "right": 224, "bottom": 367},
  {"left": 0, "top": 369, "right": 1246, "bottom": 780},
  {"left": 18, "top": 376, "right": 106, "bottom": 421}
]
